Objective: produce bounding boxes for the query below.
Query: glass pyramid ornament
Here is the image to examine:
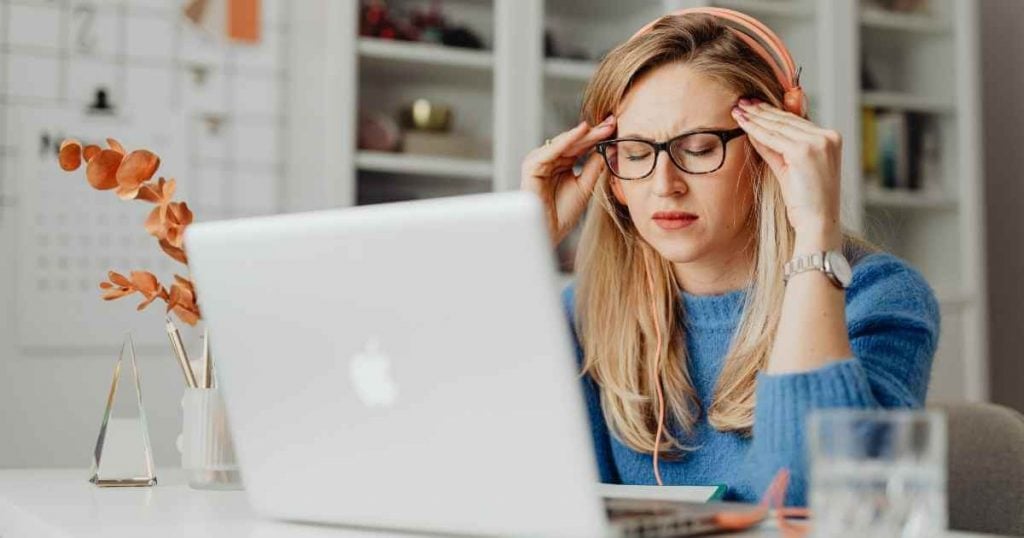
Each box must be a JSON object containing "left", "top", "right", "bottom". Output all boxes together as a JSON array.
[{"left": 89, "top": 334, "right": 157, "bottom": 487}]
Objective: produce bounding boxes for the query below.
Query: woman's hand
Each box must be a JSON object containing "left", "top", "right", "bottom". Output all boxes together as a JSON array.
[
  {"left": 521, "top": 115, "right": 616, "bottom": 245},
  {"left": 732, "top": 99, "right": 843, "bottom": 252}
]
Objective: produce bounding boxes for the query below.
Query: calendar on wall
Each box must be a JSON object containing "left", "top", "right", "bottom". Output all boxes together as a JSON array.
[
  {"left": 15, "top": 108, "right": 188, "bottom": 349},
  {"left": 1, "top": 0, "right": 290, "bottom": 353}
]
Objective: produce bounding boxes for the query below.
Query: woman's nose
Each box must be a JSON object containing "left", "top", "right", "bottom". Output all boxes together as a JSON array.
[{"left": 651, "top": 153, "right": 689, "bottom": 197}]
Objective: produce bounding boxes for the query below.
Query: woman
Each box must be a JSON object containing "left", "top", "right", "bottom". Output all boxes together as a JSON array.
[{"left": 521, "top": 10, "right": 939, "bottom": 506}]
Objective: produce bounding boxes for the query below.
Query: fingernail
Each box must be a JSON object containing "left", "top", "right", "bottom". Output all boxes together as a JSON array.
[
  {"left": 600, "top": 115, "right": 615, "bottom": 126},
  {"left": 732, "top": 107, "right": 747, "bottom": 120}
]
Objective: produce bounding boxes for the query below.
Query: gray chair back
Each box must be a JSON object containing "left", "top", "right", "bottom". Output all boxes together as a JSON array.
[{"left": 943, "top": 403, "right": 1024, "bottom": 536}]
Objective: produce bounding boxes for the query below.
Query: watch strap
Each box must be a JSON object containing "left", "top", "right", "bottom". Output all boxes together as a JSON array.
[{"left": 784, "top": 251, "right": 827, "bottom": 283}]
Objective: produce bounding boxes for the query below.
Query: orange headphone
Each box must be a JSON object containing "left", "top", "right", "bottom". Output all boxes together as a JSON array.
[{"left": 622, "top": 8, "right": 805, "bottom": 486}]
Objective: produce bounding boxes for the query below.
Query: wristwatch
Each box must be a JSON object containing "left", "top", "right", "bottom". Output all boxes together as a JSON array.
[{"left": 783, "top": 250, "right": 853, "bottom": 289}]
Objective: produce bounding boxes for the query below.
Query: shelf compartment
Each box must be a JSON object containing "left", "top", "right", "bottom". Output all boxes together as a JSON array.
[
  {"left": 860, "top": 91, "right": 954, "bottom": 114},
  {"left": 356, "top": 151, "right": 493, "bottom": 180},
  {"left": 544, "top": 58, "right": 597, "bottom": 83},
  {"left": 358, "top": 38, "right": 493, "bottom": 71},
  {"left": 863, "top": 184, "right": 957, "bottom": 210},
  {"left": 860, "top": 6, "right": 950, "bottom": 34}
]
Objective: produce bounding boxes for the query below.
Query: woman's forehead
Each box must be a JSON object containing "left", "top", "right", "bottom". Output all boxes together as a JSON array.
[{"left": 616, "top": 63, "right": 738, "bottom": 138}]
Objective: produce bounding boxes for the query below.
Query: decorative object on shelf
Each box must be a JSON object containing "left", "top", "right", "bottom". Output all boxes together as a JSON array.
[
  {"left": 863, "top": 109, "right": 942, "bottom": 194},
  {"left": 358, "top": 110, "right": 402, "bottom": 152},
  {"left": 400, "top": 99, "right": 451, "bottom": 131},
  {"left": 395, "top": 99, "right": 490, "bottom": 160},
  {"left": 360, "top": 0, "right": 485, "bottom": 49},
  {"left": 402, "top": 131, "right": 490, "bottom": 160},
  {"left": 89, "top": 334, "right": 157, "bottom": 487}
]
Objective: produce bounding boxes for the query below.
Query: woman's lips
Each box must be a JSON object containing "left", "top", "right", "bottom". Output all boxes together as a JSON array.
[{"left": 652, "top": 211, "right": 698, "bottom": 230}]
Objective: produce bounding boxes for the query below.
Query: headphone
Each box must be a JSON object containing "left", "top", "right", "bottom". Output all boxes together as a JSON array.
[{"left": 621, "top": 8, "right": 805, "bottom": 486}]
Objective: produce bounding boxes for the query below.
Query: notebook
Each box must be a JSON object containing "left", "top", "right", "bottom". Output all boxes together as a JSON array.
[{"left": 598, "top": 484, "right": 727, "bottom": 503}]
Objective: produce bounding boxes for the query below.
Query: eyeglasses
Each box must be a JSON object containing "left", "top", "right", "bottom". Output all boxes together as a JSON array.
[{"left": 595, "top": 128, "right": 747, "bottom": 181}]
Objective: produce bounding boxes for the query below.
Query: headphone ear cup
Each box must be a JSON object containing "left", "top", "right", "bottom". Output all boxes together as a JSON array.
[{"left": 784, "top": 87, "right": 807, "bottom": 117}]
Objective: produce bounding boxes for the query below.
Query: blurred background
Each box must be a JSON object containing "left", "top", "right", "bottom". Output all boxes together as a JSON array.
[{"left": 0, "top": 0, "right": 1021, "bottom": 469}]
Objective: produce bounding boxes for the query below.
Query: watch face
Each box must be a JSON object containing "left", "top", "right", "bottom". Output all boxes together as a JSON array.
[{"left": 827, "top": 251, "right": 853, "bottom": 287}]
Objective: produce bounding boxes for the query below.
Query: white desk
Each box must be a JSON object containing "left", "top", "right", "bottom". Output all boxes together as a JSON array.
[{"left": 0, "top": 469, "right": 1004, "bottom": 538}]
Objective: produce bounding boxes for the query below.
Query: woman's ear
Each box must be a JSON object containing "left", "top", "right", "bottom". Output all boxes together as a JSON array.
[{"left": 610, "top": 176, "right": 627, "bottom": 205}]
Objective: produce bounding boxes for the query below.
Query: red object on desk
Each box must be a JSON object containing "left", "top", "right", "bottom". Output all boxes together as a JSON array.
[{"left": 713, "top": 468, "right": 811, "bottom": 537}]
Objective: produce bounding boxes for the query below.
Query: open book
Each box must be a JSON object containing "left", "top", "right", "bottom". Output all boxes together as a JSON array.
[{"left": 597, "top": 483, "right": 727, "bottom": 503}]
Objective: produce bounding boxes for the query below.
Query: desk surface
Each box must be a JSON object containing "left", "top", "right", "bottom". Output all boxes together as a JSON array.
[{"left": 0, "top": 469, "right": 1005, "bottom": 538}]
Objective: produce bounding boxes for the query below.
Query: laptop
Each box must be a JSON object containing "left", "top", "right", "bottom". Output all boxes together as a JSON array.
[{"left": 185, "top": 191, "right": 761, "bottom": 537}]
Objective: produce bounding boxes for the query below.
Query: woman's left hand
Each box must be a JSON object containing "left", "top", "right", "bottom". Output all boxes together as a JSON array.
[{"left": 731, "top": 98, "right": 843, "bottom": 251}]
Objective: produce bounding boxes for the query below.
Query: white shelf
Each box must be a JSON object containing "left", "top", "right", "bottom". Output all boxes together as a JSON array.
[
  {"left": 710, "top": 0, "right": 814, "bottom": 19},
  {"left": 544, "top": 58, "right": 597, "bottom": 83},
  {"left": 936, "top": 290, "right": 975, "bottom": 308},
  {"left": 860, "top": 91, "right": 954, "bottom": 114},
  {"left": 294, "top": 0, "right": 987, "bottom": 403},
  {"left": 355, "top": 151, "right": 493, "bottom": 180},
  {"left": 860, "top": 6, "right": 950, "bottom": 34},
  {"left": 357, "top": 38, "right": 493, "bottom": 71},
  {"left": 864, "top": 184, "right": 958, "bottom": 210}
]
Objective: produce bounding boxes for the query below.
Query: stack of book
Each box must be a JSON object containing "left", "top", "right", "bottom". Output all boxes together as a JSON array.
[{"left": 862, "top": 108, "right": 942, "bottom": 192}]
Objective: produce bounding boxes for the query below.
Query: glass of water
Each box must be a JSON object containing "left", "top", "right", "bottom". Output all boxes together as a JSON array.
[{"left": 808, "top": 409, "right": 947, "bottom": 538}]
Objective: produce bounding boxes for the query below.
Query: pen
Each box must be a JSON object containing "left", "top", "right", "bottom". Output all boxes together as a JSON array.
[
  {"left": 202, "top": 328, "right": 212, "bottom": 389},
  {"left": 166, "top": 318, "right": 197, "bottom": 388}
]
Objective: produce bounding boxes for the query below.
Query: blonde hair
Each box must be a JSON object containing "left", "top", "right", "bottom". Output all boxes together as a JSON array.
[{"left": 574, "top": 13, "right": 863, "bottom": 457}]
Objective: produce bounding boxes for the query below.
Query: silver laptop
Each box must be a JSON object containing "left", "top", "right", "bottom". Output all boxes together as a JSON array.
[{"left": 185, "top": 191, "right": 760, "bottom": 537}]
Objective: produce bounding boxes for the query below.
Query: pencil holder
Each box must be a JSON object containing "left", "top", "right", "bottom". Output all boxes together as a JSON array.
[{"left": 180, "top": 387, "right": 243, "bottom": 490}]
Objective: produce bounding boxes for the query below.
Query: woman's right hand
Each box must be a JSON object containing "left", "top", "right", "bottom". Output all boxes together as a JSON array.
[{"left": 520, "top": 115, "right": 617, "bottom": 245}]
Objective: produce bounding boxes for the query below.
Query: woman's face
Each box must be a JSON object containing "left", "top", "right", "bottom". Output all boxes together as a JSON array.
[{"left": 611, "top": 63, "right": 756, "bottom": 266}]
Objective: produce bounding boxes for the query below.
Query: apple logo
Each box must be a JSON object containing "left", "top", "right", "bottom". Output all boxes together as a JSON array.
[{"left": 349, "top": 337, "right": 398, "bottom": 407}]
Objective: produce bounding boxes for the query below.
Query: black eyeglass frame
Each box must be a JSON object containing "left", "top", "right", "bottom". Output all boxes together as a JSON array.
[{"left": 595, "top": 127, "right": 747, "bottom": 180}]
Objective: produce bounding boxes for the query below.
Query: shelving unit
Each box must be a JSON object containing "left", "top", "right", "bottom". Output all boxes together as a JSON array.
[{"left": 286, "top": 0, "right": 987, "bottom": 403}]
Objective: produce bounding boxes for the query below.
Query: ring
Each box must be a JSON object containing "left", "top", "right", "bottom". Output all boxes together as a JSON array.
[{"left": 544, "top": 138, "right": 552, "bottom": 146}]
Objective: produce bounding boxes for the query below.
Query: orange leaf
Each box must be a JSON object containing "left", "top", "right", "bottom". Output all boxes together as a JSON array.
[
  {"left": 160, "top": 239, "right": 188, "bottom": 264},
  {"left": 129, "top": 271, "right": 160, "bottom": 295},
  {"left": 107, "top": 271, "right": 132, "bottom": 288},
  {"left": 107, "top": 138, "right": 125, "bottom": 154},
  {"left": 101, "top": 287, "right": 134, "bottom": 300},
  {"left": 173, "top": 274, "right": 193, "bottom": 290},
  {"left": 115, "top": 150, "right": 161, "bottom": 200},
  {"left": 172, "top": 304, "right": 200, "bottom": 326},
  {"left": 85, "top": 149, "right": 123, "bottom": 190},
  {"left": 83, "top": 144, "right": 101, "bottom": 162},
  {"left": 136, "top": 184, "right": 160, "bottom": 203},
  {"left": 136, "top": 294, "right": 160, "bottom": 311},
  {"left": 144, "top": 205, "right": 167, "bottom": 239},
  {"left": 58, "top": 139, "right": 82, "bottom": 171}
]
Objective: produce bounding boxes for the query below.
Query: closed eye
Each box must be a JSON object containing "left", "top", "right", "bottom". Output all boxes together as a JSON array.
[{"left": 626, "top": 151, "right": 652, "bottom": 161}]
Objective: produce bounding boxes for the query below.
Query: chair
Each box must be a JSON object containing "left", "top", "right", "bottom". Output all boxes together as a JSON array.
[{"left": 942, "top": 402, "right": 1024, "bottom": 536}]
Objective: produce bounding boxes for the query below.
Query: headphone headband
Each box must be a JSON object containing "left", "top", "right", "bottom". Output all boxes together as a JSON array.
[{"left": 628, "top": 8, "right": 807, "bottom": 117}]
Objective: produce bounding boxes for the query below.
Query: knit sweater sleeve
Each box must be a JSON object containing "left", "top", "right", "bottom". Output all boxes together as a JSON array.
[
  {"left": 747, "top": 253, "right": 941, "bottom": 506},
  {"left": 562, "top": 283, "right": 621, "bottom": 484}
]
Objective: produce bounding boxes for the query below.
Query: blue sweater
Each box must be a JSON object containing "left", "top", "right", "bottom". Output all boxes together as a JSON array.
[{"left": 561, "top": 252, "right": 940, "bottom": 506}]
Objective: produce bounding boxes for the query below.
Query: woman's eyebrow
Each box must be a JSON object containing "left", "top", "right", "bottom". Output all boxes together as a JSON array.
[{"left": 617, "top": 125, "right": 729, "bottom": 139}]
